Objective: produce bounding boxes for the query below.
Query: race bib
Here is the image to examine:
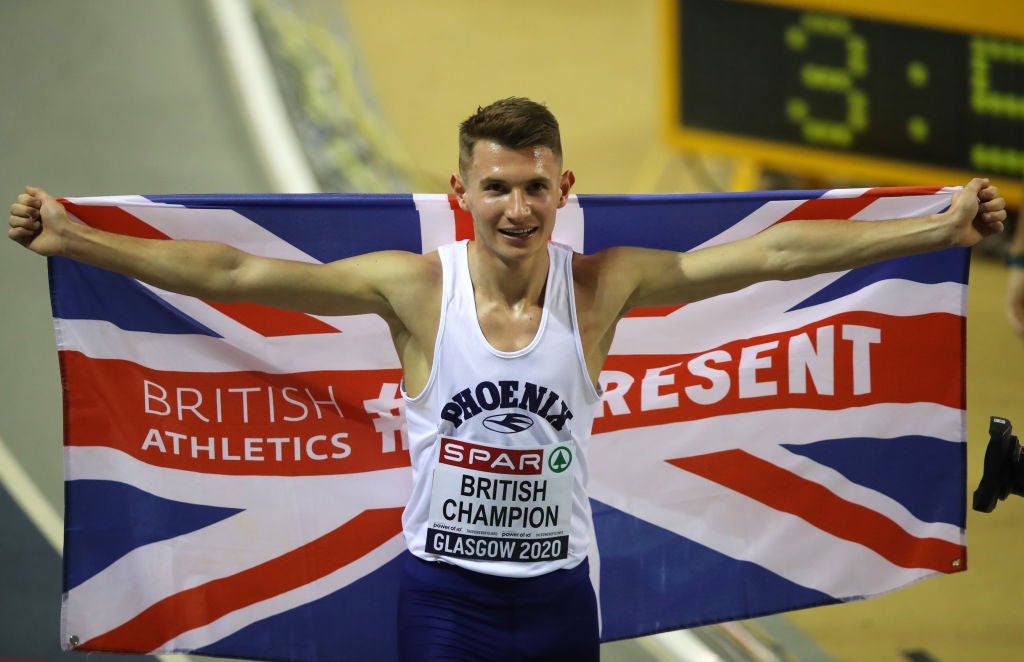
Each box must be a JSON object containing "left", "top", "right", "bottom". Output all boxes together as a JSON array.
[{"left": 425, "top": 436, "right": 575, "bottom": 563}]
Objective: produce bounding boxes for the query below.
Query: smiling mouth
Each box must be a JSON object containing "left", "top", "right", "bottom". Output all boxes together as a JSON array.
[{"left": 499, "top": 227, "right": 538, "bottom": 238}]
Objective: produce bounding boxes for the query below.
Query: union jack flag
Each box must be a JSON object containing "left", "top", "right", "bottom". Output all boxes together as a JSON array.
[{"left": 51, "top": 188, "right": 969, "bottom": 661}]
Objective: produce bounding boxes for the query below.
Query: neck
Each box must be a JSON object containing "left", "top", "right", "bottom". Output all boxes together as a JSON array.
[{"left": 467, "top": 240, "right": 549, "bottom": 307}]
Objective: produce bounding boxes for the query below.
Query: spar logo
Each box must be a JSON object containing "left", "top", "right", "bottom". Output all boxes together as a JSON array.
[
  {"left": 548, "top": 446, "right": 572, "bottom": 473},
  {"left": 482, "top": 413, "right": 535, "bottom": 434}
]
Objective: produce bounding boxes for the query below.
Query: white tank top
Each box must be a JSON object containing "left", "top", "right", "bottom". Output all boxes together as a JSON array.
[{"left": 402, "top": 240, "right": 601, "bottom": 578}]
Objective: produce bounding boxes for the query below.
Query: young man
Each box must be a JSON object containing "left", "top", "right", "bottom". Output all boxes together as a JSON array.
[{"left": 7, "top": 97, "right": 1007, "bottom": 660}]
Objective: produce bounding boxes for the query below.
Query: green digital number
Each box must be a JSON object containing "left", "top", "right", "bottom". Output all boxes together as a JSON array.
[
  {"left": 969, "top": 36, "right": 1024, "bottom": 175},
  {"left": 784, "top": 13, "right": 868, "bottom": 149}
]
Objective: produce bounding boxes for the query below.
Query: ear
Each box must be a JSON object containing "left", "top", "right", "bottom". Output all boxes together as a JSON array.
[
  {"left": 557, "top": 170, "right": 576, "bottom": 208},
  {"left": 450, "top": 173, "right": 469, "bottom": 210}
]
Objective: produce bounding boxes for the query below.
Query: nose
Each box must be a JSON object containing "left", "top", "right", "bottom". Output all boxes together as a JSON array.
[{"left": 506, "top": 188, "right": 530, "bottom": 221}]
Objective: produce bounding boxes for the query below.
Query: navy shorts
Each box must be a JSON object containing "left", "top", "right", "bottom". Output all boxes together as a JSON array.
[{"left": 397, "top": 553, "right": 599, "bottom": 661}]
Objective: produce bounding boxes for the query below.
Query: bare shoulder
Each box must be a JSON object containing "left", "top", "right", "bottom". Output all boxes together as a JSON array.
[
  {"left": 367, "top": 249, "right": 443, "bottom": 321},
  {"left": 347, "top": 248, "right": 441, "bottom": 282},
  {"left": 571, "top": 247, "right": 648, "bottom": 319},
  {"left": 571, "top": 246, "right": 653, "bottom": 296},
  {"left": 371, "top": 249, "right": 442, "bottom": 294},
  {"left": 572, "top": 245, "right": 692, "bottom": 314}
]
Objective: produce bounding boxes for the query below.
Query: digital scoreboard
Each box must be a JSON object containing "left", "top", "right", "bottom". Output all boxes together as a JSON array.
[{"left": 666, "top": 0, "right": 1024, "bottom": 203}]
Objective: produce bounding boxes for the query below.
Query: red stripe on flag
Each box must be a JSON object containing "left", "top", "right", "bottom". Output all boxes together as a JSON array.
[
  {"left": 772, "top": 187, "right": 945, "bottom": 227},
  {"left": 63, "top": 201, "right": 171, "bottom": 240},
  {"left": 865, "top": 186, "right": 945, "bottom": 198},
  {"left": 447, "top": 194, "right": 475, "bottom": 240},
  {"left": 59, "top": 201, "right": 339, "bottom": 337},
  {"left": 203, "top": 301, "right": 339, "bottom": 337},
  {"left": 594, "top": 311, "right": 964, "bottom": 434},
  {"left": 777, "top": 195, "right": 876, "bottom": 223},
  {"left": 61, "top": 352, "right": 410, "bottom": 476},
  {"left": 625, "top": 304, "right": 686, "bottom": 318},
  {"left": 668, "top": 449, "right": 965, "bottom": 573},
  {"left": 78, "top": 506, "right": 404, "bottom": 653}
]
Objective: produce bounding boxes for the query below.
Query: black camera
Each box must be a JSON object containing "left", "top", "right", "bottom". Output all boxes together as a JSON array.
[{"left": 972, "top": 416, "right": 1024, "bottom": 513}]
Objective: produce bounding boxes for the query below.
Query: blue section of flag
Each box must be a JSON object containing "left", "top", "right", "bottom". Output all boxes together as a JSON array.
[
  {"left": 788, "top": 248, "right": 970, "bottom": 311},
  {"left": 195, "top": 552, "right": 404, "bottom": 662},
  {"left": 783, "top": 436, "right": 966, "bottom": 526},
  {"left": 63, "top": 480, "right": 242, "bottom": 591},
  {"left": 145, "top": 194, "right": 424, "bottom": 262},
  {"left": 592, "top": 499, "right": 838, "bottom": 640},
  {"left": 48, "top": 257, "right": 220, "bottom": 336},
  {"left": 577, "top": 191, "right": 828, "bottom": 254}
]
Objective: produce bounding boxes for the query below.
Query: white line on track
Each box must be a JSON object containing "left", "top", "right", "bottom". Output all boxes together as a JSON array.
[
  {"left": 0, "top": 433, "right": 186, "bottom": 661},
  {"left": 0, "top": 433, "right": 62, "bottom": 551}
]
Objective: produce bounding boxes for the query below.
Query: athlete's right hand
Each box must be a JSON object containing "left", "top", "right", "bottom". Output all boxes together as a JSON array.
[{"left": 8, "top": 186, "right": 69, "bottom": 256}]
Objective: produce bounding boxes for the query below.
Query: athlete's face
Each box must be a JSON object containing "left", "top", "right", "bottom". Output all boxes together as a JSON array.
[{"left": 451, "top": 140, "right": 574, "bottom": 260}]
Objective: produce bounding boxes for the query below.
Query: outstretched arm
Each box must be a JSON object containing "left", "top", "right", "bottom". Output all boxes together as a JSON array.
[
  {"left": 611, "top": 178, "right": 1006, "bottom": 310},
  {"left": 8, "top": 186, "right": 426, "bottom": 317}
]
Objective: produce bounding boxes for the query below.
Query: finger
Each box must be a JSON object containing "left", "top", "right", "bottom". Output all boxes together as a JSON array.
[
  {"left": 979, "top": 185, "right": 999, "bottom": 201},
  {"left": 983, "top": 208, "right": 1007, "bottom": 224},
  {"left": 8, "top": 225, "right": 38, "bottom": 245},
  {"left": 963, "top": 178, "right": 988, "bottom": 198},
  {"left": 15, "top": 193, "right": 41, "bottom": 209},
  {"left": 976, "top": 194, "right": 1006, "bottom": 216},
  {"left": 28, "top": 186, "right": 59, "bottom": 208},
  {"left": 983, "top": 213, "right": 1007, "bottom": 228},
  {"left": 978, "top": 201, "right": 1011, "bottom": 220},
  {"left": 8, "top": 212, "right": 41, "bottom": 231},
  {"left": 10, "top": 202, "right": 39, "bottom": 219},
  {"left": 982, "top": 221, "right": 1005, "bottom": 236}
]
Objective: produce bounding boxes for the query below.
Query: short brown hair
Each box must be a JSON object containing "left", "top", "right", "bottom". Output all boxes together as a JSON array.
[{"left": 458, "top": 97, "right": 562, "bottom": 174}]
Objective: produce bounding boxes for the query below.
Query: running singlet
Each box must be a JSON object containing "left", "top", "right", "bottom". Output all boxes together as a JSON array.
[{"left": 402, "top": 240, "right": 601, "bottom": 578}]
